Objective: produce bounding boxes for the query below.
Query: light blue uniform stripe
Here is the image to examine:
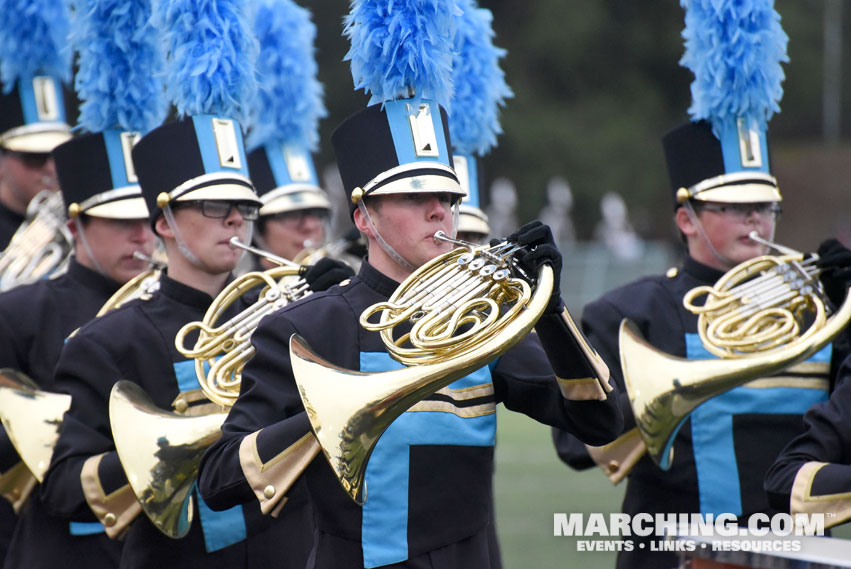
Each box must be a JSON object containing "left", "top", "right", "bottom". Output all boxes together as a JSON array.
[
  {"left": 172, "top": 360, "right": 246, "bottom": 552},
  {"left": 359, "top": 352, "right": 496, "bottom": 568},
  {"left": 69, "top": 521, "right": 105, "bottom": 535},
  {"left": 686, "top": 333, "right": 830, "bottom": 515}
]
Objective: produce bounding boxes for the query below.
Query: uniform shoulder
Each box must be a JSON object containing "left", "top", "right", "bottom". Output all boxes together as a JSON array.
[
  {"left": 0, "top": 278, "right": 55, "bottom": 314},
  {"left": 589, "top": 270, "right": 676, "bottom": 308},
  {"left": 72, "top": 297, "right": 146, "bottom": 339}
]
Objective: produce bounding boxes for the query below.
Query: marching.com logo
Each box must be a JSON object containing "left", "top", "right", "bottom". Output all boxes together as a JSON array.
[{"left": 553, "top": 513, "right": 825, "bottom": 553}]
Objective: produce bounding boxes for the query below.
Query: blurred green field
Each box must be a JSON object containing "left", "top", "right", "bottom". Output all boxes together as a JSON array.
[{"left": 493, "top": 406, "right": 625, "bottom": 569}]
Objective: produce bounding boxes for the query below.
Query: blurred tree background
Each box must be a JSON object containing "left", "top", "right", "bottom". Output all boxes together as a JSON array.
[{"left": 310, "top": 0, "right": 851, "bottom": 250}]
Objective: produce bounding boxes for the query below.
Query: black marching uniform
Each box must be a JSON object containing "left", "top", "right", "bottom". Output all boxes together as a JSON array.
[
  {"left": 198, "top": 261, "right": 622, "bottom": 569},
  {"left": 554, "top": 255, "right": 834, "bottom": 569},
  {"left": 764, "top": 355, "right": 851, "bottom": 526},
  {"left": 0, "top": 258, "right": 123, "bottom": 568},
  {"left": 40, "top": 273, "right": 314, "bottom": 569},
  {"left": 0, "top": 203, "right": 23, "bottom": 251}
]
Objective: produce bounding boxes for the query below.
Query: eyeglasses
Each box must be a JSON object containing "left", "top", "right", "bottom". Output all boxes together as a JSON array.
[
  {"left": 267, "top": 208, "right": 329, "bottom": 225},
  {"left": 181, "top": 200, "right": 260, "bottom": 221},
  {"left": 3, "top": 150, "right": 52, "bottom": 169},
  {"left": 697, "top": 202, "right": 782, "bottom": 221}
]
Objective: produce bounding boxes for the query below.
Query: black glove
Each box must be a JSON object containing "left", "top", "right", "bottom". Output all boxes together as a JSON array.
[
  {"left": 816, "top": 238, "right": 851, "bottom": 307},
  {"left": 301, "top": 257, "right": 355, "bottom": 292},
  {"left": 505, "top": 220, "right": 563, "bottom": 313}
]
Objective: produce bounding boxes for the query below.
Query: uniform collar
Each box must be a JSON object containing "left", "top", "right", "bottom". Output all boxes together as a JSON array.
[
  {"left": 159, "top": 271, "right": 220, "bottom": 310},
  {"left": 358, "top": 261, "right": 401, "bottom": 297},
  {"left": 682, "top": 254, "right": 727, "bottom": 284},
  {"left": 0, "top": 201, "right": 24, "bottom": 227},
  {"left": 67, "top": 257, "right": 122, "bottom": 297}
]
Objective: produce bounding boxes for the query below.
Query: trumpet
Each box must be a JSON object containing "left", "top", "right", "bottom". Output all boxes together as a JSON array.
[
  {"left": 0, "top": 190, "right": 72, "bottom": 291},
  {"left": 110, "top": 238, "right": 313, "bottom": 538},
  {"left": 618, "top": 233, "right": 851, "bottom": 471},
  {"left": 291, "top": 230, "right": 593, "bottom": 504}
]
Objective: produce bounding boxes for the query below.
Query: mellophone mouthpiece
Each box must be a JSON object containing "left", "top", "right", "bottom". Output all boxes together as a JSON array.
[
  {"left": 747, "top": 231, "right": 802, "bottom": 257},
  {"left": 132, "top": 251, "right": 166, "bottom": 270},
  {"left": 228, "top": 237, "right": 299, "bottom": 269}
]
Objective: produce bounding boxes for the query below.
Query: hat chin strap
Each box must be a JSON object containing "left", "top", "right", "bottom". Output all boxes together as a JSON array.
[
  {"left": 357, "top": 200, "right": 417, "bottom": 274},
  {"left": 683, "top": 200, "right": 774, "bottom": 269},
  {"left": 356, "top": 197, "right": 460, "bottom": 275},
  {"left": 74, "top": 217, "right": 108, "bottom": 278},
  {"left": 162, "top": 203, "right": 202, "bottom": 267}
]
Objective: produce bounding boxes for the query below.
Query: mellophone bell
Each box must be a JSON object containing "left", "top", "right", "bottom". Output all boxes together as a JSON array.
[{"left": 614, "top": 233, "right": 851, "bottom": 475}]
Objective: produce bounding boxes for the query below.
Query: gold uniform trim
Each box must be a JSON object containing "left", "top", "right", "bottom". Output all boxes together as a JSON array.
[
  {"left": 239, "top": 430, "right": 320, "bottom": 516},
  {"left": 407, "top": 400, "right": 495, "bottom": 417},
  {"left": 80, "top": 453, "right": 142, "bottom": 539},
  {"left": 557, "top": 376, "right": 608, "bottom": 401},
  {"left": 791, "top": 461, "right": 851, "bottom": 529},
  {"left": 407, "top": 383, "right": 495, "bottom": 417}
]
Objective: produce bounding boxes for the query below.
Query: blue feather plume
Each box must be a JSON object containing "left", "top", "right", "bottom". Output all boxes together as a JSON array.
[
  {"left": 246, "top": 0, "right": 326, "bottom": 153},
  {"left": 153, "top": 0, "right": 258, "bottom": 124},
  {"left": 449, "top": 0, "right": 512, "bottom": 156},
  {"left": 70, "top": 0, "right": 167, "bottom": 134},
  {"left": 344, "top": 0, "right": 457, "bottom": 109},
  {"left": 0, "top": 0, "right": 71, "bottom": 93},
  {"left": 680, "top": 0, "right": 788, "bottom": 135}
]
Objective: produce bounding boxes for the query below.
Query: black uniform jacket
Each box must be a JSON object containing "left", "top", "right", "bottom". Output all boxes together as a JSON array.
[
  {"left": 764, "top": 354, "right": 851, "bottom": 528},
  {"left": 0, "top": 258, "right": 122, "bottom": 569},
  {"left": 0, "top": 203, "right": 24, "bottom": 251},
  {"left": 40, "top": 273, "right": 313, "bottom": 569},
  {"left": 198, "top": 261, "right": 622, "bottom": 569},
  {"left": 555, "top": 255, "right": 833, "bottom": 569}
]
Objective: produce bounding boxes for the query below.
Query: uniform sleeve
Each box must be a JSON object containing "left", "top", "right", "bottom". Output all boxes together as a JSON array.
[
  {"left": 198, "top": 311, "right": 319, "bottom": 515},
  {"left": 40, "top": 331, "right": 141, "bottom": 538},
  {"left": 492, "top": 323, "right": 622, "bottom": 448},
  {"left": 549, "top": 297, "right": 643, "bottom": 477},
  {"left": 764, "top": 357, "right": 851, "bottom": 527}
]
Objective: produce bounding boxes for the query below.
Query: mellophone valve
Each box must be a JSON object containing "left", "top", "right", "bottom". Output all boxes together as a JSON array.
[
  {"left": 682, "top": 232, "right": 828, "bottom": 358},
  {"left": 174, "top": 237, "right": 310, "bottom": 407},
  {"left": 290, "top": 230, "right": 565, "bottom": 504}
]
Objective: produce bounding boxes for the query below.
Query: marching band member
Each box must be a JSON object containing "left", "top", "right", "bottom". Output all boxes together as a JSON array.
[
  {"left": 552, "top": 2, "right": 847, "bottom": 567},
  {"left": 0, "top": 128, "right": 156, "bottom": 569},
  {"left": 244, "top": 0, "right": 337, "bottom": 271},
  {"left": 0, "top": 4, "right": 165, "bottom": 565},
  {"left": 197, "top": 2, "right": 621, "bottom": 567},
  {"left": 446, "top": 0, "right": 511, "bottom": 251},
  {"left": 0, "top": 0, "right": 74, "bottom": 559},
  {"left": 0, "top": 1, "right": 73, "bottom": 256},
  {"left": 39, "top": 2, "right": 325, "bottom": 567}
]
